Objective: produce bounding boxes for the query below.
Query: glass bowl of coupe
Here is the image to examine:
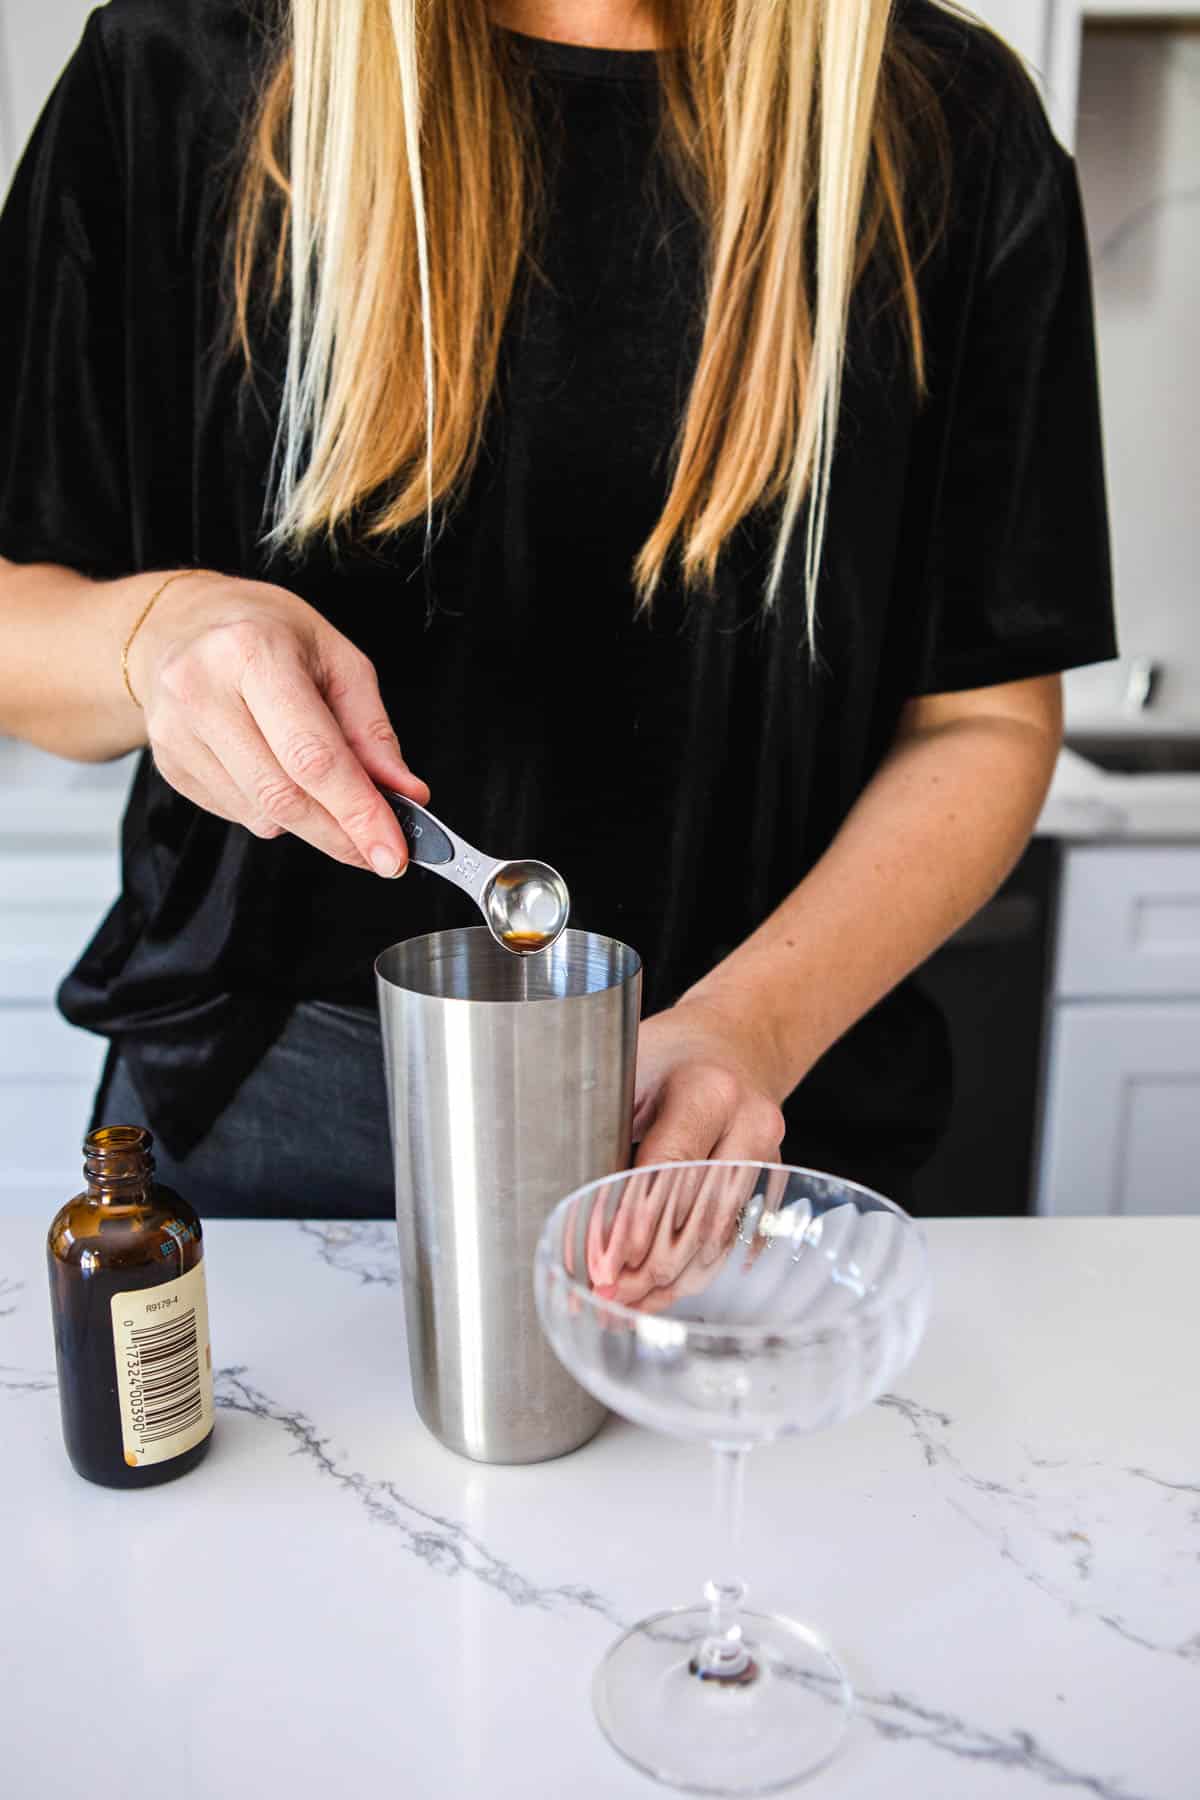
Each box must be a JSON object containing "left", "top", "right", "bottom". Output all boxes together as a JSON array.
[{"left": 535, "top": 1160, "right": 931, "bottom": 1796}]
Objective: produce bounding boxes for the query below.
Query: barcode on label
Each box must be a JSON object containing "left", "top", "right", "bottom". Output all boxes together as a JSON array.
[
  {"left": 129, "top": 1308, "right": 203, "bottom": 1444},
  {"left": 111, "top": 1259, "right": 213, "bottom": 1465}
]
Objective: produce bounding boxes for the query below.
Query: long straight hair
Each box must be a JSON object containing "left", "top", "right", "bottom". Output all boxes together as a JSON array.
[{"left": 234, "top": 0, "right": 946, "bottom": 629}]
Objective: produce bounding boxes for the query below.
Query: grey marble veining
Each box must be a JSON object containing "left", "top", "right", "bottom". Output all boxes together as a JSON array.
[
  {"left": 297, "top": 1217, "right": 402, "bottom": 1285},
  {"left": 211, "top": 1356, "right": 1161, "bottom": 1800},
  {"left": 215, "top": 1362, "right": 622, "bottom": 1625},
  {"left": 879, "top": 1390, "right": 1200, "bottom": 1666}
]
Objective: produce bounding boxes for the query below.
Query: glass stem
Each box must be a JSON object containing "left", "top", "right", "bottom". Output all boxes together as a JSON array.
[{"left": 691, "top": 1442, "right": 757, "bottom": 1684}]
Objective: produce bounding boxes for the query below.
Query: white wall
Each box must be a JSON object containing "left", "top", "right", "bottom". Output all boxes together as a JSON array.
[
  {"left": 1065, "top": 23, "right": 1200, "bottom": 728},
  {"left": 0, "top": 0, "right": 1049, "bottom": 189},
  {"left": 973, "top": 0, "right": 1052, "bottom": 79},
  {"left": 0, "top": 0, "right": 95, "bottom": 189}
]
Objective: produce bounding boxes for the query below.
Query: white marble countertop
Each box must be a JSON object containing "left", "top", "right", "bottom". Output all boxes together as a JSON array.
[{"left": 1, "top": 1215, "right": 1196, "bottom": 1800}]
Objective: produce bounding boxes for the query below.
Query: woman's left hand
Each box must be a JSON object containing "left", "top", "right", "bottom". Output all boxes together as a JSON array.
[{"left": 632, "top": 997, "right": 787, "bottom": 1167}]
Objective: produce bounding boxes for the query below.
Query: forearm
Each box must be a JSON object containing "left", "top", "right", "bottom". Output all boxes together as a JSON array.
[
  {"left": 683, "top": 686, "right": 1062, "bottom": 1101},
  {"left": 0, "top": 558, "right": 153, "bottom": 760}
]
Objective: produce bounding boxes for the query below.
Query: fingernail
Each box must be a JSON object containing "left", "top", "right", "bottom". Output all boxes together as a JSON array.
[{"left": 370, "top": 846, "right": 402, "bottom": 878}]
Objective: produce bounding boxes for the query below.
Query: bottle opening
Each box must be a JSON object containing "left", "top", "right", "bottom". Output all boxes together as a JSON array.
[
  {"left": 85, "top": 1125, "right": 153, "bottom": 1155},
  {"left": 84, "top": 1125, "right": 155, "bottom": 1189}
]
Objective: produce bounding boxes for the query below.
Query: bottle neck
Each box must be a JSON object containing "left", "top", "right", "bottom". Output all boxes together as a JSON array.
[{"left": 83, "top": 1125, "right": 156, "bottom": 1203}]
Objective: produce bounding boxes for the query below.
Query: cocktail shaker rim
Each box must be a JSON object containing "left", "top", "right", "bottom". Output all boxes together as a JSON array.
[{"left": 375, "top": 925, "right": 643, "bottom": 1007}]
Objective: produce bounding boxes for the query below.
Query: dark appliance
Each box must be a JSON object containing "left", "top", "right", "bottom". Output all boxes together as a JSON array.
[{"left": 909, "top": 838, "right": 1061, "bottom": 1217}]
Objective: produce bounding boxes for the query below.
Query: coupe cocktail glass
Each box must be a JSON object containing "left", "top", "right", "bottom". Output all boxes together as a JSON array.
[{"left": 534, "top": 1161, "right": 931, "bottom": 1795}]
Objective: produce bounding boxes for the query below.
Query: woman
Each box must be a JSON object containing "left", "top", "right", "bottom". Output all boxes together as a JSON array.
[{"left": 0, "top": 0, "right": 1112, "bottom": 1216}]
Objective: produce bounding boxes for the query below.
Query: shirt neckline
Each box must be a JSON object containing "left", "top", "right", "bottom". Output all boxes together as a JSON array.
[{"left": 497, "top": 25, "right": 665, "bottom": 81}]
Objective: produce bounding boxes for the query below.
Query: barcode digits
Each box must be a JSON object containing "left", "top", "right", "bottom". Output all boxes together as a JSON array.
[{"left": 129, "top": 1308, "right": 203, "bottom": 1444}]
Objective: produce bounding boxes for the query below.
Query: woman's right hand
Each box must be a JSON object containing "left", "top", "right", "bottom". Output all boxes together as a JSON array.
[{"left": 125, "top": 569, "right": 428, "bottom": 874}]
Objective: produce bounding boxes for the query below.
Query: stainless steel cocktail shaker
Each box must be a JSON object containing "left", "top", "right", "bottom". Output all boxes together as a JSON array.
[{"left": 376, "top": 927, "right": 642, "bottom": 1463}]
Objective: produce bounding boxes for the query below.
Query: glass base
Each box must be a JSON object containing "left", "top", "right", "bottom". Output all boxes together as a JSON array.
[{"left": 593, "top": 1606, "right": 852, "bottom": 1796}]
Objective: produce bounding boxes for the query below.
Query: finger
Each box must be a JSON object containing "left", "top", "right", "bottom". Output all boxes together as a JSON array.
[
  {"left": 196, "top": 697, "right": 382, "bottom": 868},
  {"left": 624, "top": 1240, "right": 726, "bottom": 1313},
  {"left": 762, "top": 1164, "right": 791, "bottom": 1215},
  {"left": 636, "top": 1164, "right": 721, "bottom": 1285},
  {"left": 601, "top": 1167, "right": 717, "bottom": 1305},
  {"left": 620, "top": 1167, "right": 764, "bottom": 1311},
  {"left": 744, "top": 1163, "right": 793, "bottom": 1266},
  {"left": 158, "top": 733, "right": 368, "bottom": 865},
  {"left": 563, "top": 1193, "right": 584, "bottom": 1280},
  {"left": 606, "top": 1262, "right": 673, "bottom": 1310},
  {"left": 635, "top": 1067, "right": 737, "bottom": 1168},
  {"left": 585, "top": 1180, "right": 625, "bottom": 1287},
  {"left": 655, "top": 1163, "right": 710, "bottom": 1235},
  {"left": 239, "top": 650, "right": 412, "bottom": 875},
  {"left": 631, "top": 1083, "right": 658, "bottom": 1147},
  {"left": 607, "top": 1205, "right": 721, "bottom": 1310},
  {"left": 618, "top": 1166, "right": 683, "bottom": 1273},
  {"left": 320, "top": 640, "right": 430, "bottom": 806},
  {"left": 706, "top": 1150, "right": 771, "bottom": 1265},
  {"left": 630, "top": 1169, "right": 703, "bottom": 1295},
  {"left": 152, "top": 733, "right": 255, "bottom": 828},
  {"left": 584, "top": 1181, "right": 623, "bottom": 1285},
  {"left": 591, "top": 1168, "right": 670, "bottom": 1291},
  {"left": 710, "top": 1099, "right": 785, "bottom": 1175}
]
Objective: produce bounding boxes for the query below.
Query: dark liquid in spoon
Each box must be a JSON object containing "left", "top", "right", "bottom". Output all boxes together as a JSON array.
[{"left": 503, "top": 929, "right": 555, "bottom": 954}]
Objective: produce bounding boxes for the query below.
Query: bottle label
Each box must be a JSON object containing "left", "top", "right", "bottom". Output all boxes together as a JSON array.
[{"left": 110, "top": 1259, "right": 214, "bottom": 1468}]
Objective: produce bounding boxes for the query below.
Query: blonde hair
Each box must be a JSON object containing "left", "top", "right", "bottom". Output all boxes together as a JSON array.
[{"left": 235, "top": 0, "right": 944, "bottom": 629}]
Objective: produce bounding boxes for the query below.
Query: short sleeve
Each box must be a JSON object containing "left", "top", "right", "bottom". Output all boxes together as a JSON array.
[
  {"left": 0, "top": 17, "right": 134, "bottom": 577},
  {"left": 914, "top": 114, "right": 1117, "bottom": 694}
]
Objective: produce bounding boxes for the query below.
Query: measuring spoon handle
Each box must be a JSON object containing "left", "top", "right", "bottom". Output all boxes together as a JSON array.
[{"left": 381, "top": 792, "right": 503, "bottom": 905}]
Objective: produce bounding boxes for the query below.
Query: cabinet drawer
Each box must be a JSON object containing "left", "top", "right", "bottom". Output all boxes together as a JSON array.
[
  {"left": 1054, "top": 846, "right": 1200, "bottom": 998},
  {"left": 1038, "top": 1002, "right": 1200, "bottom": 1215},
  {"left": 0, "top": 1008, "right": 107, "bottom": 1081},
  {"left": 0, "top": 849, "right": 120, "bottom": 906},
  {"left": 0, "top": 851, "right": 118, "bottom": 1003},
  {"left": 0, "top": 1010, "right": 107, "bottom": 1213},
  {"left": 0, "top": 1083, "right": 101, "bottom": 1211},
  {"left": 0, "top": 909, "right": 109, "bottom": 1002}
]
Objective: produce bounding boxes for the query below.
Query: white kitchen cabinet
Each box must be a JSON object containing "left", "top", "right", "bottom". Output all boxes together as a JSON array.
[
  {"left": 1055, "top": 845, "right": 1200, "bottom": 999},
  {"left": 0, "top": 847, "right": 117, "bottom": 1213},
  {"left": 0, "top": 847, "right": 120, "bottom": 999},
  {"left": 0, "top": 744, "right": 128, "bottom": 1216},
  {"left": 1039, "top": 845, "right": 1200, "bottom": 1215},
  {"left": 0, "top": 1004, "right": 110, "bottom": 1210},
  {"left": 1039, "top": 1002, "right": 1200, "bottom": 1214}
]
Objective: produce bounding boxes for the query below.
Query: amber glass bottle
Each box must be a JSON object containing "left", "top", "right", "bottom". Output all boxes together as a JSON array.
[{"left": 47, "top": 1126, "right": 214, "bottom": 1488}]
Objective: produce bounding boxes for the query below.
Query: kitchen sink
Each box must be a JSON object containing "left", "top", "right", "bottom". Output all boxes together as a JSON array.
[{"left": 1065, "top": 734, "right": 1200, "bottom": 776}]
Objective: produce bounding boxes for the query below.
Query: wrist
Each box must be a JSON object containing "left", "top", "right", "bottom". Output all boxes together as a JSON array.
[
  {"left": 122, "top": 567, "right": 225, "bottom": 708},
  {"left": 669, "top": 987, "right": 794, "bottom": 1106}
]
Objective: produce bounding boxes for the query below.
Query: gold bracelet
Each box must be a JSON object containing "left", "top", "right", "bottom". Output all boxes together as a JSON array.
[{"left": 121, "top": 568, "right": 214, "bottom": 708}]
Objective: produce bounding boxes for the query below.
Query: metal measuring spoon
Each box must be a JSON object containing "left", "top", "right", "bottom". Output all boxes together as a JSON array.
[{"left": 382, "top": 793, "right": 570, "bottom": 956}]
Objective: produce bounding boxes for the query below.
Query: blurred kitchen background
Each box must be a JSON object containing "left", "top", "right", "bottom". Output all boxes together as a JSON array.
[{"left": 1, "top": 0, "right": 1198, "bottom": 1215}]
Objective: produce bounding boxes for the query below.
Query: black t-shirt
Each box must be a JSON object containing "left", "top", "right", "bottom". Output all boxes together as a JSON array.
[{"left": 0, "top": 0, "right": 1115, "bottom": 1184}]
